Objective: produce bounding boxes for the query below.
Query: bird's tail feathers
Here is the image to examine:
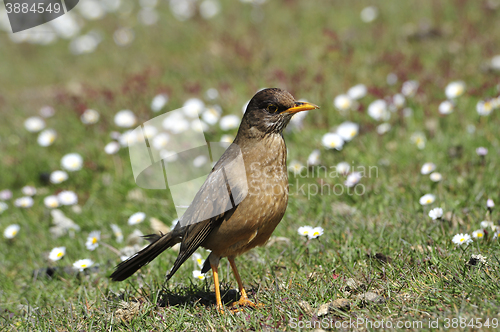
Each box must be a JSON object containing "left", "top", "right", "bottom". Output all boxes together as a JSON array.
[{"left": 110, "top": 232, "right": 179, "bottom": 281}]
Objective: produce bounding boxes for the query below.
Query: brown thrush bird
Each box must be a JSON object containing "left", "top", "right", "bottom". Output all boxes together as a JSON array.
[{"left": 110, "top": 88, "right": 319, "bottom": 310}]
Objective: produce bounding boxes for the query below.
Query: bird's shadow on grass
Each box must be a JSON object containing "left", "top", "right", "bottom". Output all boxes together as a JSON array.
[{"left": 157, "top": 282, "right": 247, "bottom": 308}]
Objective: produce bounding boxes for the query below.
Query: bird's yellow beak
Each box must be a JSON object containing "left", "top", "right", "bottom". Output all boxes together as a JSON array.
[{"left": 283, "top": 101, "right": 320, "bottom": 114}]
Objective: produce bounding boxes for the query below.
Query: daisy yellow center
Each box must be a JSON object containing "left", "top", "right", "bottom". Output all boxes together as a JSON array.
[
  {"left": 477, "top": 233, "right": 483, "bottom": 238},
  {"left": 197, "top": 258, "right": 202, "bottom": 265},
  {"left": 313, "top": 232, "right": 320, "bottom": 236},
  {"left": 303, "top": 230, "right": 309, "bottom": 235},
  {"left": 92, "top": 237, "right": 97, "bottom": 244},
  {"left": 50, "top": 201, "right": 58, "bottom": 207},
  {"left": 12, "top": 230, "right": 18, "bottom": 236},
  {"left": 459, "top": 237, "right": 465, "bottom": 242},
  {"left": 416, "top": 138, "right": 423, "bottom": 144},
  {"left": 198, "top": 275, "right": 204, "bottom": 280},
  {"left": 81, "top": 264, "right": 87, "bottom": 268},
  {"left": 57, "top": 252, "right": 63, "bottom": 257},
  {"left": 349, "top": 130, "right": 356, "bottom": 137}
]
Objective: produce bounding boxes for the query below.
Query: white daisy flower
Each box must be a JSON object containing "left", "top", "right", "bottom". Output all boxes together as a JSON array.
[
  {"left": 419, "top": 194, "right": 435, "bottom": 205},
  {"left": 192, "top": 270, "right": 207, "bottom": 280},
  {"left": 110, "top": 224, "right": 123, "bottom": 243},
  {"left": 104, "top": 141, "right": 121, "bottom": 155},
  {"left": 289, "top": 109, "right": 308, "bottom": 130},
  {"left": 191, "top": 120, "right": 208, "bottom": 133},
  {"left": 81, "top": 109, "right": 100, "bottom": 124},
  {"left": 151, "top": 94, "right": 169, "bottom": 112},
  {"left": 476, "top": 100, "right": 494, "bottom": 116},
  {"left": 438, "top": 100, "right": 454, "bottom": 115},
  {"left": 0, "top": 202, "right": 7, "bottom": 214},
  {"left": 387, "top": 73, "right": 398, "bottom": 85},
  {"left": 220, "top": 134, "right": 234, "bottom": 143},
  {"left": 128, "top": 212, "right": 146, "bottom": 225},
  {"left": 48, "top": 247, "right": 66, "bottom": 261},
  {"left": 333, "top": 94, "right": 353, "bottom": 112},
  {"left": 37, "top": 129, "right": 57, "bottom": 146},
  {"left": 192, "top": 252, "right": 204, "bottom": 268},
  {"left": 150, "top": 133, "right": 169, "bottom": 150},
  {"left": 368, "top": 99, "right": 390, "bottom": 121},
  {"left": 200, "top": 0, "right": 220, "bottom": 19},
  {"left": 452, "top": 233, "right": 472, "bottom": 246},
  {"left": 50, "top": 170, "right": 69, "bottom": 184},
  {"left": 336, "top": 122, "right": 359, "bottom": 141},
  {"left": 322, "top": 133, "right": 344, "bottom": 150},
  {"left": 39, "top": 106, "right": 55, "bottom": 118},
  {"left": 205, "top": 88, "right": 219, "bottom": 100},
  {"left": 24, "top": 116, "right": 46, "bottom": 132},
  {"left": 114, "top": 110, "right": 137, "bottom": 128},
  {"left": 0, "top": 189, "right": 12, "bottom": 200},
  {"left": 401, "top": 80, "right": 419, "bottom": 97},
  {"left": 14, "top": 196, "right": 34, "bottom": 208},
  {"left": 472, "top": 229, "right": 484, "bottom": 239},
  {"left": 57, "top": 191, "right": 78, "bottom": 205},
  {"left": 347, "top": 84, "right": 367, "bottom": 100},
  {"left": 420, "top": 162, "right": 436, "bottom": 175},
  {"left": 480, "top": 220, "right": 494, "bottom": 229},
  {"left": 360, "top": 6, "right": 378, "bottom": 22},
  {"left": 202, "top": 106, "right": 221, "bottom": 125},
  {"left": 288, "top": 160, "right": 305, "bottom": 175},
  {"left": 345, "top": 172, "right": 361, "bottom": 187},
  {"left": 85, "top": 231, "right": 101, "bottom": 251},
  {"left": 307, "top": 149, "right": 321, "bottom": 166},
  {"left": 487, "top": 199, "right": 495, "bottom": 209},
  {"left": 429, "top": 172, "right": 442, "bottom": 182},
  {"left": 4, "top": 224, "right": 20, "bottom": 239},
  {"left": 141, "top": 125, "right": 158, "bottom": 140},
  {"left": 428, "top": 207, "right": 443, "bottom": 220},
  {"left": 22, "top": 186, "right": 37, "bottom": 196},
  {"left": 298, "top": 226, "right": 313, "bottom": 237},
  {"left": 476, "top": 147, "right": 488, "bottom": 156},
  {"left": 44, "top": 195, "right": 59, "bottom": 208},
  {"left": 61, "top": 153, "right": 83, "bottom": 172},
  {"left": 308, "top": 226, "right": 324, "bottom": 239},
  {"left": 445, "top": 81, "right": 466, "bottom": 99},
  {"left": 220, "top": 115, "right": 240, "bottom": 131},
  {"left": 73, "top": 258, "right": 94, "bottom": 271},
  {"left": 377, "top": 123, "right": 391, "bottom": 135},
  {"left": 193, "top": 155, "right": 208, "bottom": 167},
  {"left": 119, "top": 130, "right": 137, "bottom": 147},
  {"left": 162, "top": 112, "right": 190, "bottom": 134},
  {"left": 183, "top": 98, "right": 205, "bottom": 118},
  {"left": 392, "top": 93, "right": 406, "bottom": 109},
  {"left": 336, "top": 162, "right": 350, "bottom": 175},
  {"left": 411, "top": 132, "right": 426, "bottom": 149}
]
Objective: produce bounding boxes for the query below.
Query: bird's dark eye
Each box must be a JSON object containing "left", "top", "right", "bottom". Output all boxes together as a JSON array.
[{"left": 267, "top": 105, "right": 278, "bottom": 113}]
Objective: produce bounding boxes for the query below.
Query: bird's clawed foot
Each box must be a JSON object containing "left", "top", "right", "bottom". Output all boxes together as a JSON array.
[{"left": 229, "top": 296, "right": 264, "bottom": 312}]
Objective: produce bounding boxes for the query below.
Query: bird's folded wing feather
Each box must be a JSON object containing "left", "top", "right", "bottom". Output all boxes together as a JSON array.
[{"left": 166, "top": 143, "right": 248, "bottom": 279}]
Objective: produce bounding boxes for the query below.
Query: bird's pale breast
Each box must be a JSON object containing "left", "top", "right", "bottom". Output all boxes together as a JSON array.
[{"left": 203, "top": 134, "right": 288, "bottom": 257}]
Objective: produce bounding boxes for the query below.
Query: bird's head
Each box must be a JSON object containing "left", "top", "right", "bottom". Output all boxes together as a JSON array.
[{"left": 237, "top": 88, "right": 319, "bottom": 139}]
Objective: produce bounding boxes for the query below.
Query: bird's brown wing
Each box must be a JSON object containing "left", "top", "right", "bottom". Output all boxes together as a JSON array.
[{"left": 166, "top": 143, "right": 248, "bottom": 279}]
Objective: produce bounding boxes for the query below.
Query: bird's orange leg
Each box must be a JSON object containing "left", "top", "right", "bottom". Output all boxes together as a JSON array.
[
  {"left": 211, "top": 263, "right": 224, "bottom": 312},
  {"left": 228, "top": 258, "right": 263, "bottom": 309}
]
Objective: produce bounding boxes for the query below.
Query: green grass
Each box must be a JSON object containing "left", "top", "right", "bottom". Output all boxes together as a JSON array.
[{"left": 1, "top": 0, "right": 500, "bottom": 330}]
